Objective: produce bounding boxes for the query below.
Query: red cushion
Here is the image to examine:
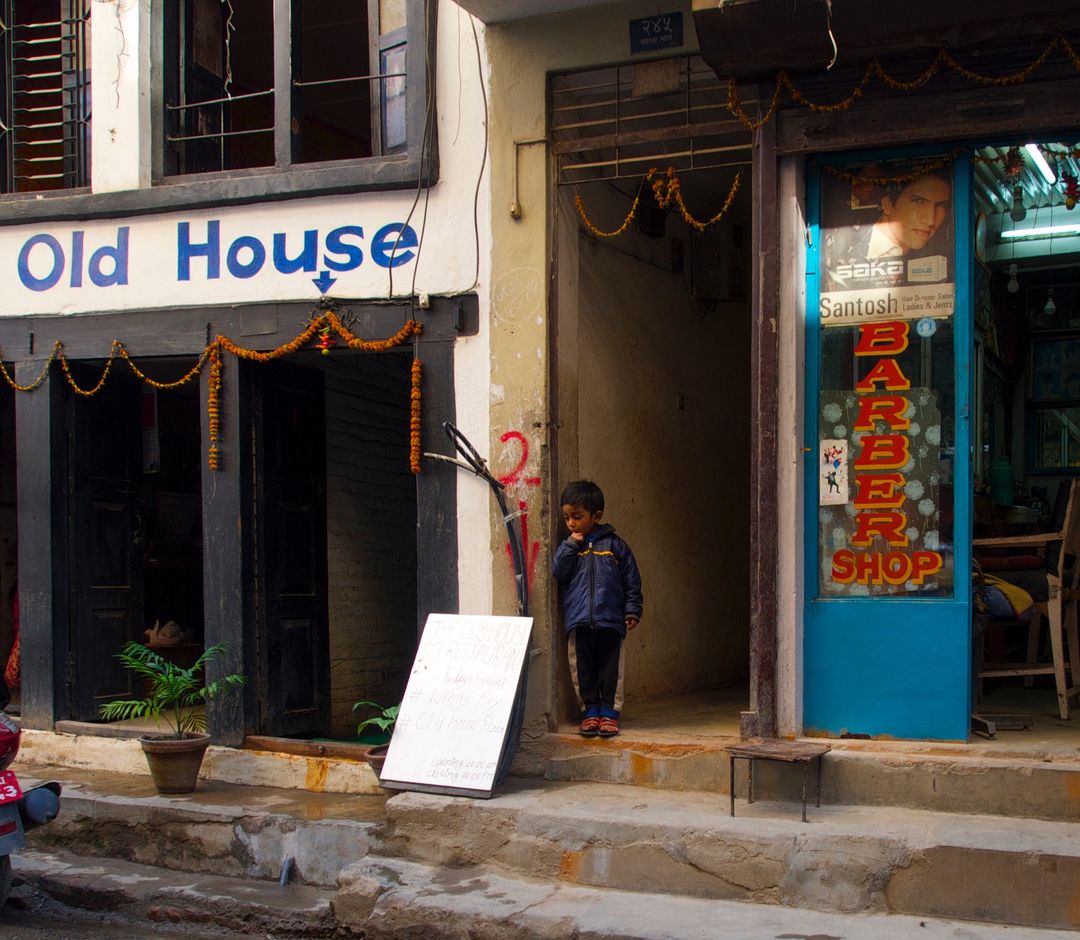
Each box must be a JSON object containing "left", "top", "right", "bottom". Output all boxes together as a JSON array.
[{"left": 978, "top": 554, "right": 1044, "bottom": 572}]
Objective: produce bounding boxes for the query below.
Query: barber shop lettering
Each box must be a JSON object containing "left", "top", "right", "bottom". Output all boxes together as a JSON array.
[
  {"left": 15, "top": 220, "right": 418, "bottom": 292},
  {"left": 830, "top": 320, "right": 944, "bottom": 586}
]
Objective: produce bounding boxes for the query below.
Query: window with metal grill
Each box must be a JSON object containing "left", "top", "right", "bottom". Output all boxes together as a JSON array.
[
  {"left": 163, "top": 0, "right": 409, "bottom": 177},
  {"left": 0, "top": 0, "right": 91, "bottom": 193}
]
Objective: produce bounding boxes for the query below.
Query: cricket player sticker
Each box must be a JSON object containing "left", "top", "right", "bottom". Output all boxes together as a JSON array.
[{"left": 820, "top": 439, "right": 849, "bottom": 506}]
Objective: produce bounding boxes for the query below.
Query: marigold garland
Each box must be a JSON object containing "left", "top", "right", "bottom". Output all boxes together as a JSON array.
[
  {"left": 820, "top": 148, "right": 965, "bottom": 186},
  {"left": 0, "top": 341, "right": 60, "bottom": 393},
  {"left": 0, "top": 308, "right": 424, "bottom": 475},
  {"left": 410, "top": 357, "right": 423, "bottom": 474},
  {"left": 576, "top": 166, "right": 743, "bottom": 239},
  {"left": 726, "top": 35, "right": 1080, "bottom": 133},
  {"left": 207, "top": 343, "right": 223, "bottom": 472}
]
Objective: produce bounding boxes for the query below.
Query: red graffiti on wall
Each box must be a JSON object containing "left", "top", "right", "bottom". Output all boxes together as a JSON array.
[
  {"left": 497, "top": 431, "right": 541, "bottom": 488},
  {"left": 499, "top": 430, "right": 541, "bottom": 590}
]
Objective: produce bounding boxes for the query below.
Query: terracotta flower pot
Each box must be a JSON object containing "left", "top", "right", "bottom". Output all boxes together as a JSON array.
[
  {"left": 140, "top": 732, "right": 211, "bottom": 794},
  {"left": 362, "top": 743, "right": 389, "bottom": 782}
]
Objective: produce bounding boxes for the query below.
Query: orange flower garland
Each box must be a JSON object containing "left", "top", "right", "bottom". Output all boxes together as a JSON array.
[
  {"left": 726, "top": 35, "right": 1080, "bottom": 134},
  {"left": 0, "top": 308, "right": 424, "bottom": 475},
  {"left": 410, "top": 358, "right": 423, "bottom": 474},
  {"left": 207, "top": 344, "right": 223, "bottom": 472},
  {"left": 576, "top": 166, "right": 742, "bottom": 239},
  {"left": 209, "top": 311, "right": 423, "bottom": 471}
]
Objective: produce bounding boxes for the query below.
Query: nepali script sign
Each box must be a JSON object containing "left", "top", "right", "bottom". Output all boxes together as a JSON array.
[{"left": 379, "top": 613, "right": 533, "bottom": 799}]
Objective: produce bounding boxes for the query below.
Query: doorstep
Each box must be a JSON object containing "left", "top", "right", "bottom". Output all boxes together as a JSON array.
[
  {"left": 521, "top": 729, "right": 1080, "bottom": 821},
  {"left": 19, "top": 728, "right": 382, "bottom": 794}
]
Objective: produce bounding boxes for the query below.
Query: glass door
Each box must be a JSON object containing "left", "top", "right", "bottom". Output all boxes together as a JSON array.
[{"left": 803, "top": 152, "right": 973, "bottom": 740}]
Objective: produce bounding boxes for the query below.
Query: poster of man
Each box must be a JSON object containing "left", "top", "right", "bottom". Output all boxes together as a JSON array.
[{"left": 820, "top": 158, "right": 956, "bottom": 328}]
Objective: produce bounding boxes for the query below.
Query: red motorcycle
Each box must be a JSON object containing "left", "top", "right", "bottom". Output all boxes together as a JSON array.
[{"left": 0, "top": 710, "right": 61, "bottom": 904}]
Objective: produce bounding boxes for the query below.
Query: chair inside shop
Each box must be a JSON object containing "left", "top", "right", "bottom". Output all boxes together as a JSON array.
[{"left": 974, "top": 479, "right": 1080, "bottom": 720}]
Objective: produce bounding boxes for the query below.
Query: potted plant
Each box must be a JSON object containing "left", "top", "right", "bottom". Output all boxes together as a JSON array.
[
  {"left": 99, "top": 641, "right": 245, "bottom": 794},
  {"left": 353, "top": 700, "right": 399, "bottom": 780}
]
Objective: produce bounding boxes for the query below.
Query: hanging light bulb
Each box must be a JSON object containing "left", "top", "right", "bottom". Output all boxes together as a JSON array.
[
  {"left": 1010, "top": 185, "right": 1027, "bottom": 222},
  {"left": 1045, "top": 287, "right": 1057, "bottom": 317},
  {"left": 1007, "top": 263, "right": 1019, "bottom": 293}
]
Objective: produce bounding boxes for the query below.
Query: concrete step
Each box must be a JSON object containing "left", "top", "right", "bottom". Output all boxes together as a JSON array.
[
  {"left": 18, "top": 762, "right": 387, "bottom": 888},
  {"left": 14, "top": 849, "right": 340, "bottom": 936},
  {"left": 378, "top": 777, "right": 1080, "bottom": 931},
  {"left": 18, "top": 846, "right": 1071, "bottom": 939},
  {"left": 335, "top": 854, "right": 1075, "bottom": 939},
  {"left": 527, "top": 732, "right": 1080, "bottom": 821}
]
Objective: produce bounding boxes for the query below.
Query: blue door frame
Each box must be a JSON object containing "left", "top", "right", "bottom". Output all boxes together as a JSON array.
[{"left": 803, "top": 151, "right": 973, "bottom": 741}]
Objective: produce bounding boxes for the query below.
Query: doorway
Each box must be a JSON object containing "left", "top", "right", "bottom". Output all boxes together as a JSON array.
[
  {"left": 67, "top": 362, "right": 204, "bottom": 723},
  {"left": 553, "top": 168, "right": 753, "bottom": 732},
  {"left": 969, "top": 139, "right": 1080, "bottom": 736},
  {"left": 249, "top": 352, "right": 418, "bottom": 742},
  {"left": 75, "top": 348, "right": 421, "bottom": 742},
  {"left": 803, "top": 140, "right": 1080, "bottom": 743}
]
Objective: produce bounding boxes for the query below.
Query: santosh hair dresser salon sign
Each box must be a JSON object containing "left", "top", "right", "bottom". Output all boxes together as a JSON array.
[{"left": 0, "top": 198, "right": 422, "bottom": 315}]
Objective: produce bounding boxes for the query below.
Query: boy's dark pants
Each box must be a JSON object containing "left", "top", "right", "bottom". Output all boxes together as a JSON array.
[{"left": 568, "top": 626, "right": 624, "bottom": 719}]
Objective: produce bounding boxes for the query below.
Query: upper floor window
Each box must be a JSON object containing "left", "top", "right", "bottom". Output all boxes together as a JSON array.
[
  {"left": 163, "top": 0, "right": 410, "bottom": 177},
  {"left": 0, "top": 0, "right": 91, "bottom": 193}
]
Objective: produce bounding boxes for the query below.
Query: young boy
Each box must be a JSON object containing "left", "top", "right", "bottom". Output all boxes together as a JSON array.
[{"left": 552, "top": 480, "right": 643, "bottom": 738}]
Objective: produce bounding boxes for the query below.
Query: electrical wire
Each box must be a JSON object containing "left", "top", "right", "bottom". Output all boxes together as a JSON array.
[
  {"left": 388, "top": 0, "right": 437, "bottom": 300},
  {"left": 465, "top": 13, "right": 488, "bottom": 294},
  {"left": 419, "top": 9, "right": 489, "bottom": 301}
]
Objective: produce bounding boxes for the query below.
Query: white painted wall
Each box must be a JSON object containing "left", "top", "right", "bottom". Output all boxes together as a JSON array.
[{"left": 91, "top": 0, "right": 152, "bottom": 193}]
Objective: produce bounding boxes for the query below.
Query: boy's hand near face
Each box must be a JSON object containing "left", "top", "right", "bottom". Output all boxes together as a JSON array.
[
  {"left": 570, "top": 532, "right": 585, "bottom": 542},
  {"left": 625, "top": 617, "right": 639, "bottom": 631}
]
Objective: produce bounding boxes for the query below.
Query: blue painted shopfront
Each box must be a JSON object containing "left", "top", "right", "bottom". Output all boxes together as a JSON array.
[{"left": 803, "top": 150, "right": 974, "bottom": 741}]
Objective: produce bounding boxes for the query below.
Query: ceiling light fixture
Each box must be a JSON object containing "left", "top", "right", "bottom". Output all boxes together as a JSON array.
[
  {"left": 1045, "top": 287, "right": 1057, "bottom": 317},
  {"left": 1025, "top": 143, "right": 1057, "bottom": 185},
  {"left": 1010, "top": 185, "right": 1027, "bottom": 222},
  {"left": 1000, "top": 222, "right": 1080, "bottom": 241},
  {"left": 1007, "top": 263, "right": 1019, "bottom": 293}
]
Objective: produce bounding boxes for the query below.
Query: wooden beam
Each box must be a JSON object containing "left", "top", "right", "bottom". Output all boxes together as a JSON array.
[
  {"left": 744, "top": 90, "right": 780, "bottom": 739},
  {"left": 776, "top": 78, "right": 1080, "bottom": 156},
  {"left": 15, "top": 367, "right": 64, "bottom": 729},
  {"left": 201, "top": 352, "right": 247, "bottom": 747},
  {"left": 693, "top": 0, "right": 1080, "bottom": 80},
  {"left": 415, "top": 338, "right": 458, "bottom": 637}
]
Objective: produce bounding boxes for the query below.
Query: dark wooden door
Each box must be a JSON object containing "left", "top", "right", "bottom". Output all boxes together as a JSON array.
[
  {"left": 68, "top": 370, "right": 143, "bottom": 721},
  {"left": 253, "top": 361, "right": 330, "bottom": 737}
]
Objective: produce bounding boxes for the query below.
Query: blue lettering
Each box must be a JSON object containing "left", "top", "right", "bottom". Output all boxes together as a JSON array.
[
  {"left": 226, "top": 235, "right": 266, "bottom": 279},
  {"left": 322, "top": 226, "right": 364, "bottom": 272},
  {"left": 273, "top": 230, "right": 317, "bottom": 274},
  {"left": 371, "top": 222, "right": 418, "bottom": 269},
  {"left": 88, "top": 227, "right": 130, "bottom": 287},
  {"left": 70, "top": 231, "right": 84, "bottom": 288},
  {"left": 177, "top": 221, "right": 220, "bottom": 281},
  {"left": 18, "top": 234, "right": 64, "bottom": 292}
]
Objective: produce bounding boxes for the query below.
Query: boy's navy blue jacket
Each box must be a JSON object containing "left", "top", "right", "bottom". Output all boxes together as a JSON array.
[{"left": 551, "top": 523, "right": 643, "bottom": 637}]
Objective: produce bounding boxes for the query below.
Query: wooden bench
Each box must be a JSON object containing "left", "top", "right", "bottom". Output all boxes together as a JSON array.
[{"left": 728, "top": 740, "right": 830, "bottom": 823}]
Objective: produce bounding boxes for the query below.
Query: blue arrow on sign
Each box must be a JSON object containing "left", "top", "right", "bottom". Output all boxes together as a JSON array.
[{"left": 312, "top": 270, "right": 337, "bottom": 294}]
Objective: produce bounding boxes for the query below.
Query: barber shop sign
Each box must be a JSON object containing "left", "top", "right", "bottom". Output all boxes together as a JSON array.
[{"left": 821, "top": 320, "right": 947, "bottom": 595}]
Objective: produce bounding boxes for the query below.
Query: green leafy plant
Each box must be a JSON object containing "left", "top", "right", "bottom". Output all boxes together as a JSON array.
[
  {"left": 353, "top": 700, "right": 399, "bottom": 737},
  {"left": 98, "top": 642, "right": 245, "bottom": 739}
]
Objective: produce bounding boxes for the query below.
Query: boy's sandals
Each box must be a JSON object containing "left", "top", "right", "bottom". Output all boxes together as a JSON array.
[
  {"left": 579, "top": 716, "right": 600, "bottom": 737},
  {"left": 598, "top": 716, "right": 619, "bottom": 737}
]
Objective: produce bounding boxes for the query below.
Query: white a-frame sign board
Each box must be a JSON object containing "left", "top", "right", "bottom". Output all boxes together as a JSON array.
[{"left": 378, "top": 613, "right": 533, "bottom": 798}]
